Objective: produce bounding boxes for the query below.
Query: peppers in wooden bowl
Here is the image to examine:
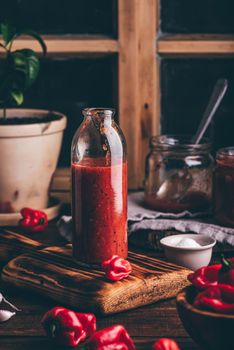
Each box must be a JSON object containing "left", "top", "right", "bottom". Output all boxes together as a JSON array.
[
  {"left": 177, "top": 286, "right": 234, "bottom": 350},
  {"left": 176, "top": 257, "right": 234, "bottom": 350}
]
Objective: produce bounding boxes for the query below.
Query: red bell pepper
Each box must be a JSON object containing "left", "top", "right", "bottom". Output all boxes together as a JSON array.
[
  {"left": 87, "top": 324, "right": 136, "bottom": 350},
  {"left": 218, "top": 255, "right": 234, "bottom": 286},
  {"left": 19, "top": 207, "right": 48, "bottom": 232},
  {"left": 188, "top": 257, "right": 234, "bottom": 290},
  {"left": 102, "top": 255, "right": 132, "bottom": 281},
  {"left": 193, "top": 284, "right": 234, "bottom": 314},
  {"left": 42, "top": 306, "right": 96, "bottom": 347},
  {"left": 152, "top": 338, "right": 180, "bottom": 350}
]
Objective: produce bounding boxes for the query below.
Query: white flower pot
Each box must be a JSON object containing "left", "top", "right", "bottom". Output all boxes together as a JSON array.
[{"left": 0, "top": 109, "right": 67, "bottom": 213}]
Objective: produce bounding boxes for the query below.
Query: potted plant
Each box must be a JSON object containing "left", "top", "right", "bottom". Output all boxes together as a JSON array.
[{"left": 0, "top": 23, "right": 67, "bottom": 213}]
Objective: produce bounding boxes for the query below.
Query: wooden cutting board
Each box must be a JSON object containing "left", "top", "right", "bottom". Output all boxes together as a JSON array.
[{"left": 2, "top": 244, "right": 191, "bottom": 315}]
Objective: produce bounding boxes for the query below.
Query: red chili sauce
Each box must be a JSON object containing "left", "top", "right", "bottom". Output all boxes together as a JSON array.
[
  {"left": 72, "top": 159, "right": 128, "bottom": 265},
  {"left": 215, "top": 151, "right": 234, "bottom": 227},
  {"left": 144, "top": 191, "right": 210, "bottom": 213}
]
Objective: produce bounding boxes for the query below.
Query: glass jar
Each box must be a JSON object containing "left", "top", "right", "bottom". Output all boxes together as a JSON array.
[
  {"left": 144, "top": 135, "right": 214, "bottom": 213},
  {"left": 71, "top": 108, "right": 128, "bottom": 266},
  {"left": 214, "top": 147, "right": 234, "bottom": 227}
]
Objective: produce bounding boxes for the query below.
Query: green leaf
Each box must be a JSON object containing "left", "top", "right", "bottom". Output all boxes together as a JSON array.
[
  {"left": 21, "top": 49, "right": 40, "bottom": 88},
  {"left": 11, "top": 51, "right": 27, "bottom": 70},
  {"left": 10, "top": 89, "right": 24, "bottom": 105},
  {"left": 18, "top": 29, "right": 47, "bottom": 55},
  {"left": 0, "top": 26, "right": 44, "bottom": 109},
  {"left": 0, "top": 23, "right": 16, "bottom": 47},
  {"left": 11, "top": 49, "right": 40, "bottom": 89}
]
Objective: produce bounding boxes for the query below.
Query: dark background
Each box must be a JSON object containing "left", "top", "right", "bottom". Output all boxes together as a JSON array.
[
  {"left": 160, "top": 58, "right": 234, "bottom": 153},
  {"left": 160, "top": 0, "right": 234, "bottom": 34},
  {"left": 0, "top": 0, "right": 117, "bottom": 35},
  {"left": 160, "top": 0, "right": 234, "bottom": 154}
]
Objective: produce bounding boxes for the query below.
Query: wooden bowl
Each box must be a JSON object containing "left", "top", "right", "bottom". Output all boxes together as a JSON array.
[{"left": 176, "top": 286, "right": 234, "bottom": 350}]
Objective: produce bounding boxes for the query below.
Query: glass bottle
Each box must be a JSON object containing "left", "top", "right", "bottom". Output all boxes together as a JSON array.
[
  {"left": 214, "top": 147, "right": 234, "bottom": 227},
  {"left": 144, "top": 135, "right": 214, "bottom": 213},
  {"left": 71, "top": 108, "right": 128, "bottom": 266}
]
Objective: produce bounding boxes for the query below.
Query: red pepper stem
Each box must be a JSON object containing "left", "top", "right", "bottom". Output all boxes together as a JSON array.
[
  {"left": 221, "top": 254, "right": 232, "bottom": 272},
  {"left": 50, "top": 323, "right": 57, "bottom": 338},
  {"left": 38, "top": 217, "right": 45, "bottom": 225}
]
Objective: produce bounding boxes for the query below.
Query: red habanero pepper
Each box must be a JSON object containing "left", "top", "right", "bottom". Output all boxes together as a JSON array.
[
  {"left": 19, "top": 207, "right": 48, "bottom": 232},
  {"left": 218, "top": 255, "right": 234, "bottom": 286},
  {"left": 152, "top": 338, "right": 180, "bottom": 350},
  {"left": 42, "top": 307, "right": 96, "bottom": 347},
  {"left": 75, "top": 312, "right": 96, "bottom": 339},
  {"left": 188, "top": 265, "right": 219, "bottom": 290},
  {"left": 102, "top": 255, "right": 132, "bottom": 281},
  {"left": 193, "top": 284, "right": 234, "bottom": 314},
  {"left": 87, "top": 324, "right": 136, "bottom": 350},
  {"left": 89, "top": 344, "right": 129, "bottom": 350},
  {"left": 188, "top": 257, "right": 234, "bottom": 290}
]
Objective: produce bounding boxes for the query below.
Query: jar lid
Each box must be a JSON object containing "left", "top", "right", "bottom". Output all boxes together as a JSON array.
[
  {"left": 216, "top": 147, "right": 234, "bottom": 167},
  {"left": 217, "top": 147, "right": 234, "bottom": 157},
  {"left": 150, "top": 134, "right": 212, "bottom": 152}
]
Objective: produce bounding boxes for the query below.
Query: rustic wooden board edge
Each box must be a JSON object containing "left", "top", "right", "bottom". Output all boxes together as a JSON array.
[
  {"left": 99, "top": 273, "right": 190, "bottom": 314},
  {"left": 2, "top": 251, "right": 191, "bottom": 315},
  {"left": 2, "top": 272, "right": 190, "bottom": 316},
  {"left": 0, "top": 229, "right": 42, "bottom": 263},
  {"left": 2, "top": 274, "right": 104, "bottom": 314}
]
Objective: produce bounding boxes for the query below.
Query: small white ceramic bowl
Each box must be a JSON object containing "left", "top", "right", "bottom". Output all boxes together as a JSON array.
[{"left": 160, "top": 234, "right": 216, "bottom": 271}]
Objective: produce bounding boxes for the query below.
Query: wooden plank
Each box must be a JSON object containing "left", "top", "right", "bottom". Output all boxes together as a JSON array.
[
  {"left": 51, "top": 168, "right": 70, "bottom": 203},
  {"left": 0, "top": 338, "right": 200, "bottom": 350},
  {"left": 138, "top": 0, "right": 158, "bottom": 188},
  {"left": 0, "top": 339, "right": 50, "bottom": 350},
  {"left": 51, "top": 168, "right": 70, "bottom": 191},
  {"left": 2, "top": 246, "right": 190, "bottom": 315},
  {"left": 158, "top": 35, "right": 234, "bottom": 55},
  {"left": 118, "top": 0, "right": 140, "bottom": 188},
  {"left": 0, "top": 36, "right": 119, "bottom": 55},
  {"left": 0, "top": 309, "right": 187, "bottom": 337},
  {"left": 155, "top": 0, "right": 161, "bottom": 175},
  {"left": 0, "top": 229, "right": 41, "bottom": 263},
  {"left": 54, "top": 167, "right": 70, "bottom": 177},
  {"left": 0, "top": 227, "right": 67, "bottom": 265},
  {"left": 50, "top": 190, "right": 71, "bottom": 204},
  {"left": 118, "top": 0, "right": 157, "bottom": 189}
]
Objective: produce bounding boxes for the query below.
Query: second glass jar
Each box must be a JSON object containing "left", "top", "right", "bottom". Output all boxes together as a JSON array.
[
  {"left": 214, "top": 147, "right": 234, "bottom": 227},
  {"left": 144, "top": 135, "right": 214, "bottom": 213}
]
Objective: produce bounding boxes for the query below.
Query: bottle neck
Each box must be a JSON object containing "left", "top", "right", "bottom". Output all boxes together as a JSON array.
[
  {"left": 73, "top": 107, "right": 126, "bottom": 165},
  {"left": 83, "top": 107, "right": 114, "bottom": 119}
]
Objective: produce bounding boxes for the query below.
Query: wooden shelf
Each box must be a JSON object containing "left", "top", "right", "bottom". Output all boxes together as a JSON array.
[
  {"left": 158, "top": 35, "right": 234, "bottom": 55},
  {"left": 52, "top": 168, "right": 70, "bottom": 191},
  {"left": 51, "top": 168, "right": 70, "bottom": 204},
  {"left": 0, "top": 35, "right": 119, "bottom": 55},
  {"left": 118, "top": 0, "right": 158, "bottom": 188}
]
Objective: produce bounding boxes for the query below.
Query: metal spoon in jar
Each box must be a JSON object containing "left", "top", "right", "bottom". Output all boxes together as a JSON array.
[{"left": 156, "top": 78, "right": 228, "bottom": 201}]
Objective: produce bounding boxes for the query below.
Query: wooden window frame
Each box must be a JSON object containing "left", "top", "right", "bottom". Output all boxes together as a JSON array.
[{"left": 1, "top": 0, "right": 234, "bottom": 198}]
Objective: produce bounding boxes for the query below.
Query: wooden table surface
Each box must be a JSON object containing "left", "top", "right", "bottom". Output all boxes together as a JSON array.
[{"left": 0, "top": 219, "right": 231, "bottom": 350}]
